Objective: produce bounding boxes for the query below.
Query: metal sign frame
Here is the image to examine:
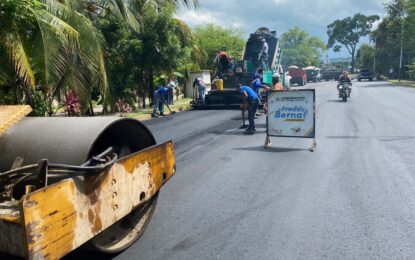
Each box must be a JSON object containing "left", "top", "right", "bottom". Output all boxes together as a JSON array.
[{"left": 265, "top": 89, "right": 316, "bottom": 151}]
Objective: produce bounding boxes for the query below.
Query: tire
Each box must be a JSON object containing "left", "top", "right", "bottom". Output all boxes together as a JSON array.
[
  {"left": 342, "top": 94, "right": 347, "bottom": 102},
  {"left": 88, "top": 193, "right": 159, "bottom": 253},
  {"left": 358, "top": 78, "right": 361, "bottom": 82},
  {"left": 369, "top": 78, "right": 373, "bottom": 81}
]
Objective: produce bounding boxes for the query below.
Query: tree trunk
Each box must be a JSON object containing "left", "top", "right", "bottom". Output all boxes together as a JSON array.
[
  {"left": 141, "top": 73, "right": 146, "bottom": 109},
  {"left": 88, "top": 100, "right": 95, "bottom": 116},
  {"left": 351, "top": 46, "right": 356, "bottom": 73},
  {"left": 148, "top": 68, "right": 155, "bottom": 105}
]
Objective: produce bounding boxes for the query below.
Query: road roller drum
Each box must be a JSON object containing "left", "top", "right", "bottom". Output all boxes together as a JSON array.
[{"left": 0, "top": 109, "right": 176, "bottom": 259}]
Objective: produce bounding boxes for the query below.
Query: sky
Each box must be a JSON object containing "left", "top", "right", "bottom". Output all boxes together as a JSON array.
[{"left": 176, "top": 0, "right": 388, "bottom": 59}]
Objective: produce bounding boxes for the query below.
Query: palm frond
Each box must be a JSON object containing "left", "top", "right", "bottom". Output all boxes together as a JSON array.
[
  {"left": 2, "top": 32, "right": 36, "bottom": 90},
  {"left": 174, "top": 18, "right": 201, "bottom": 64}
]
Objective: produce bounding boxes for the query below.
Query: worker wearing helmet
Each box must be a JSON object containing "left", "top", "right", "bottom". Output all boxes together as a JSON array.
[
  {"left": 263, "top": 73, "right": 283, "bottom": 115},
  {"left": 272, "top": 73, "right": 283, "bottom": 90}
]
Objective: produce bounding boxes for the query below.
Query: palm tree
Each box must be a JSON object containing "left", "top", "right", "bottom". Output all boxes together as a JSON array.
[
  {"left": 0, "top": 0, "right": 199, "bottom": 113},
  {"left": 0, "top": 0, "right": 109, "bottom": 112}
]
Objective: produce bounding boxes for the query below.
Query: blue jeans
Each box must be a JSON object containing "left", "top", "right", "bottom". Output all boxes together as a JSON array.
[
  {"left": 247, "top": 99, "right": 259, "bottom": 131},
  {"left": 152, "top": 92, "right": 159, "bottom": 115},
  {"left": 159, "top": 98, "right": 165, "bottom": 114}
]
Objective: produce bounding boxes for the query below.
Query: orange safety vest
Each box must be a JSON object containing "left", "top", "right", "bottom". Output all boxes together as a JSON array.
[{"left": 273, "top": 83, "right": 283, "bottom": 90}]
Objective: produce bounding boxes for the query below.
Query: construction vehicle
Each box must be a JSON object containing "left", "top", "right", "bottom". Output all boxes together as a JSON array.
[
  {"left": 321, "top": 69, "right": 342, "bottom": 81},
  {"left": 0, "top": 105, "right": 175, "bottom": 259},
  {"left": 304, "top": 66, "right": 322, "bottom": 83},
  {"left": 192, "top": 27, "right": 284, "bottom": 109},
  {"left": 288, "top": 66, "right": 307, "bottom": 86}
]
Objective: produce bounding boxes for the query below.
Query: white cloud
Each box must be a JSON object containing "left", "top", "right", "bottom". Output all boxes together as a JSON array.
[{"left": 176, "top": 0, "right": 385, "bottom": 58}]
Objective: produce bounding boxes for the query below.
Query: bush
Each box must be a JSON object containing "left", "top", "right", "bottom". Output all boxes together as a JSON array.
[
  {"left": 406, "top": 62, "right": 415, "bottom": 80},
  {"left": 31, "top": 91, "right": 49, "bottom": 116},
  {"left": 0, "top": 88, "right": 15, "bottom": 104},
  {"left": 64, "top": 91, "right": 81, "bottom": 116}
]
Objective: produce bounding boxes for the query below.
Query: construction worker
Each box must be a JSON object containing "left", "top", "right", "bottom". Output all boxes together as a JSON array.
[
  {"left": 214, "top": 51, "right": 232, "bottom": 74},
  {"left": 193, "top": 77, "right": 206, "bottom": 105},
  {"left": 237, "top": 84, "right": 260, "bottom": 135},
  {"left": 263, "top": 73, "right": 283, "bottom": 115},
  {"left": 167, "top": 77, "right": 177, "bottom": 105},
  {"left": 152, "top": 87, "right": 168, "bottom": 117},
  {"left": 251, "top": 74, "right": 270, "bottom": 116},
  {"left": 272, "top": 73, "right": 283, "bottom": 90},
  {"left": 258, "top": 39, "right": 269, "bottom": 69},
  {"left": 251, "top": 74, "right": 270, "bottom": 94}
]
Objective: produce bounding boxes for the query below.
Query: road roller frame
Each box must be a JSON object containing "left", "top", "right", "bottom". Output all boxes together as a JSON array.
[
  {"left": 0, "top": 107, "right": 176, "bottom": 259},
  {"left": 0, "top": 140, "right": 175, "bottom": 259}
]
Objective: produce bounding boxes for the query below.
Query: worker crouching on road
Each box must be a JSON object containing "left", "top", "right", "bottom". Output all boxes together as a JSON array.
[
  {"left": 152, "top": 87, "right": 169, "bottom": 117},
  {"left": 237, "top": 84, "right": 260, "bottom": 135}
]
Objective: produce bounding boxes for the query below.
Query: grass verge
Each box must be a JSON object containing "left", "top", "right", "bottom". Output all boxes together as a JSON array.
[
  {"left": 388, "top": 80, "right": 415, "bottom": 88},
  {"left": 127, "top": 98, "right": 192, "bottom": 121}
]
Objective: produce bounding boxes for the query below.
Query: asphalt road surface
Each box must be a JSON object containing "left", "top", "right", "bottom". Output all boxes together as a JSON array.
[
  {"left": 112, "top": 80, "right": 415, "bottom": 259},
  {"left": 5, "top": 80, "right": 415, "bottom": 259}
]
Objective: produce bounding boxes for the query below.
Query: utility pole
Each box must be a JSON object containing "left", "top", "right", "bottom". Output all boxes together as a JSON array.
[
  {"left": 373, "top": 36, "right": 376, "bottom": 75},
  {"left": 389, "top": 3, "right": 404, "bottom": 82}
]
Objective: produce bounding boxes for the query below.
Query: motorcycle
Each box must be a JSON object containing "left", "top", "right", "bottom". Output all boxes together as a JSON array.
[{"left": 338, "top": 82, "right": 351, "bottom": 102}]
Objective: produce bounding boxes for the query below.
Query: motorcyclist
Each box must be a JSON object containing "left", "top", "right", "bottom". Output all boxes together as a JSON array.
[{"left": 337, "top": 71, "right": 352, "bottom": 97}]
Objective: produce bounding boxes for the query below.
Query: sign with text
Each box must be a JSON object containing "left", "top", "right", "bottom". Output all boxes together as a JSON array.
[{"left": 266, "top": 89, "right": 315, "bottom": 138}]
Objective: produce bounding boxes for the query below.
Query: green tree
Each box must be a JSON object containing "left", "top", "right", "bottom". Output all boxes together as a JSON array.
[
  {"left": 327, "top": 13, "right": 380, "bottom": 72},
  {"left": 0, "top": 0, "right": 124, "bottom": 113},
  {"left": 356, "top": 44, "right": 375, "bottom": 70},
  {"left": 0, "top": 0, "right": 199, "bottom": 114},
  {"left": 194, "top": 24, "right": 245, "bottom": 71},
  {"left": 97, "top": 1, "right": 199, "bottom": 108},
  {"left": 280, "top": 26, "right": 326, "bottom": 68},
  {"left": 372, "top": 0, "right": 412, "bottom": 78}
]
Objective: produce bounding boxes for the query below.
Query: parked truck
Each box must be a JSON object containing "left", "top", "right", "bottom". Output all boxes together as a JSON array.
[
  {"left": 304, "top": 66, "right": 321, "bottom": 83},
  {"left": 288, "top": 66, "right": 307, "bottom": 86},
  {"left": 321, "top": 69, "right": 342, "bottom": 81}
]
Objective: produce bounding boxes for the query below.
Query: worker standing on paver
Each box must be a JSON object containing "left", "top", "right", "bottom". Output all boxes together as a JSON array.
[
  {"left": 237, "top": 84, "right": 260, "bottom": 135},
  {"left": 214, "top": 51, "right": 232, "bottom": 75},
  {"left": 258, "top": 39, "right": 269, "bottom": 69},
  {"left": 193, "top": 77, "right": 206, "bottom": 105}
]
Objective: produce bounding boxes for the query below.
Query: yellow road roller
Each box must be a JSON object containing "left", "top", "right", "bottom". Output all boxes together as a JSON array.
[{"left": 0, "top": 106, "right": 175, "bottom": 259}]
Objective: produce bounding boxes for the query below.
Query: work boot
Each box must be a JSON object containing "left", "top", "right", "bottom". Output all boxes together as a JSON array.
[{"left": 243, "top": 129, "right": 254, "bottom": 135}]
